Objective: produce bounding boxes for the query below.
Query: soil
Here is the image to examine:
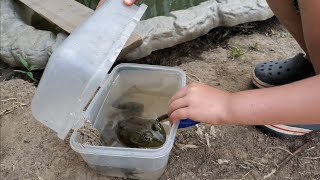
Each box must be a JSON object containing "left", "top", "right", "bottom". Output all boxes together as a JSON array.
[{"left": 1, "top": 17, "right": 319, "bottom": 180}]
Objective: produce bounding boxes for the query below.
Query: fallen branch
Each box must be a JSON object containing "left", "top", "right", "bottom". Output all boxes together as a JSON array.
[
  {"left": 266, "top": 146, "right": 294, "bottom": 155},
  {"left": 278, "top": 143, "right": 309, "bottom": 167},
  {"left": 263, "top": 142, "right": 310, "bottom": 179}
]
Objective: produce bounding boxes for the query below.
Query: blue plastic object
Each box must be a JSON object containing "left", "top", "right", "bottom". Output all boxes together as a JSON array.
[{"left": 178, "top": 119, "right": 200, "bottom": 128}]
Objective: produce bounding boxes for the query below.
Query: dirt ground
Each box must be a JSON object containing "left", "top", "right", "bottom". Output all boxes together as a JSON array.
[{"left": 1, "top": 17, "right": 319, "bottom": 180}]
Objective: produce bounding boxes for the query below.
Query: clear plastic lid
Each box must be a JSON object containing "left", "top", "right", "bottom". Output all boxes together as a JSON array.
[{"left": 31, "top": 1, "right": 147, "bottom": 139}]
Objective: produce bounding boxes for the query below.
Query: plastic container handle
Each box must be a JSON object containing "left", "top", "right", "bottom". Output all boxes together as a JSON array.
[{"left": 178, "top": 119, "right": 200, "bottom": 128}]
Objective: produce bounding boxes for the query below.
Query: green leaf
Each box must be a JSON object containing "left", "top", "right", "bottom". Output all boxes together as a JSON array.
[
  {"left": 26, "top": 72, "right": 38, "bottom": 82},
  {"left": 26, "top": 72, "right": 34, "bottom": 79},
  {"left": 13, "top": 70, "right": 28, "bottom": 74},
  {"left": 19, "top": 56, "right": 29, "bottom": 69},
  {"left": 31, "top": 77, "right": 38, "bottom": 82},
  {"left": 222, "top": 30, "right": 230, "bottom": 39},
  {"left": 29, "top": 65, "right": 38, "bottom": 71}
]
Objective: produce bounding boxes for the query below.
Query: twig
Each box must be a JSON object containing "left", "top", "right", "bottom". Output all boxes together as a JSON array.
[
  {"left": 301, "top": 161, "right": 312, "bottom": 165},
  {"left": 187, "top": 73, "right": 202, "bottom": 83},
  {"left": 278, "top": 143, "right": 309, "bottom": 167},
  {"left": 302, "top": 156, "right": 320, "bottom": 160},
  {"left": 176, "top": 143, "right": 200, "bottom": 150},
  {"left": 306, "top": 146, "right": 315, "bottom": 151},
  {"left": 239, "top": 164, "right": 251, "bottom": 169},
  {"left": 240, "top": 164, "right": 251, "bottom": 169},
  {"left": 243, "top": 161, "right": 255, "bottom": 168},
  {"left": 264, "top": 143, "right": 310, "bottom": 178},
  {"left": 0, "top": 109, "right": 7, "bottom": 116},
  {"left": 266, "top": 147, "right": 294, "bottom": 155},
  {"left": 245, "top": 160, "right": 266, "bottom": 167},
  {"left": 13, "top": 102, "right": 27, "bottom": 109},
  {"left": 204, "top": 133, "right": 211, "bottom": 148},
  {"left": 263, "top": 142, "right": 310, "bottom": 179},
  {"left": 0, "top": 101, "right": 27, "bottom": 116},
  {"left": 13, "top": 102, "right": 27, "bottom": 106},
  {"left": 0, "top": 106, "right": 16, "bottom": 115},
  {"left": 1, "top": 98, "right": 17, "bottom": 102},
  {"left": 240, "top": 170, "right": 252, "bottom": 180},
  {"left": 263, "top": 169, "right": 276, "bottom": 179},
  {"left": 197, "top": 139, "right": 207, "bottom": 146}
]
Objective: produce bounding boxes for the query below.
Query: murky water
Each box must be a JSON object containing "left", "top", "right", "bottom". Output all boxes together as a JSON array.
[{"left": 93, "top": 70, "right": 180, "bottom": 147}]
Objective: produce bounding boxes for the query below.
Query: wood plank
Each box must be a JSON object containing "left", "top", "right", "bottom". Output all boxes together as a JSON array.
[{"left": 18, "top": 0, "right": 142, "bottom": 55}]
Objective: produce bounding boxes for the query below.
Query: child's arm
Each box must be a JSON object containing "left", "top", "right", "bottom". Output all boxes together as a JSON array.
[{"left": 168, "top": 75, "right": 320, "bottom": 125}]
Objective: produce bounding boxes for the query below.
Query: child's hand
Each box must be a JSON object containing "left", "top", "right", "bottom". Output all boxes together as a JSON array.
[
  {"left": 168, "top": 83, "right": 232, "bottom": 125},
  {"left": 97, "top": 0, "right": 138, "bottom": 8}
]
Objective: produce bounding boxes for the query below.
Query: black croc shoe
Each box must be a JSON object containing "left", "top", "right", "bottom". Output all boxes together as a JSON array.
[
  {"left": 252, "top": 53, "right": 315, "bottom": 88},
  {"left": 252, "top": 53, "right": 319, "bottom": 138}
]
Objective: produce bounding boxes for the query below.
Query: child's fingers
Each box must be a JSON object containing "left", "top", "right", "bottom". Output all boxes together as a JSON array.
[
  {"left": 96, "top": 0, "right": 137, "bottom": 8},
  {"left": 167, "top": 97, "right": 188, "bottom": 115},
  {"left": 96, "top": 0, "right": 105, "bottom": 8},
  {"left": 168, "top": 86, "right": 188, "bottom": 105},
  {"left": 169, "top": 108, "right": 190, "bottom": 123},
  {"left": 124, "top": 0, "right": 138, "bottom": 6}
]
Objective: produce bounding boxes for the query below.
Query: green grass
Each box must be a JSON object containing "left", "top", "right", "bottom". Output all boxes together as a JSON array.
[
  {"left": 13, "top": 56, "right": 38, "bottom": 82},
  {"left": 229, "top": 46, "right": 246, "bottom": 60}
]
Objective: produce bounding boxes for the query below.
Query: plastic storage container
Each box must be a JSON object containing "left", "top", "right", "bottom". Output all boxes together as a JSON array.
[
  {"left": 30, "top": 1, "right": 188, "bottom": 179},
  {"left": 70, "top": 63, "right": 186, "bottom": 179}
]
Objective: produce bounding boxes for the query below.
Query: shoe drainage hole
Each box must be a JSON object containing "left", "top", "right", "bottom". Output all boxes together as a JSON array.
[
  {"left": 261, "top": 65, "right": 264, "bottom": 67},
  {"left": 277, "top": 72, "right": 281, "bottom": 75},
  {"left": 260, "top": 69, "right": 264, "bottom": 71},
  {"left": 284, "top": 61, "right": 287, "bottom": 63},
  {"left": 286, "top": 68, "right": 291, "bottom": 72},
  {"left": 269, "top": 65, "right": 273, "bottom": 67},
  {"left": 268, "top": 68, "right": 272, "bottom": 70},
  {"left": 270, "top": 61, "right": 273, "bottom": 62},
  {"left": 264, "top": 62, "right": 267, "bottom": 64},
  {"left": 279, "top": 66, "right": 282, "bottom": 69},
  {"left": 275, "top": 62, "right": 278, "bottom": 64},
  {"left": 269, "top": 72, "right": 272, "bottom": 75}
]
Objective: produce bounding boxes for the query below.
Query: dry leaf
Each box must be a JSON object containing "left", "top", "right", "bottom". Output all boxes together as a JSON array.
[
  {"left": 205, "top": 133, "right": 211, "bottom": 148},
  {"left": 177, "top": 143, "right": 200, "bottom": 150}
]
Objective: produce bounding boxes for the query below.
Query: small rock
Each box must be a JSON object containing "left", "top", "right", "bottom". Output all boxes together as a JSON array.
[
  {"left": 23, "top": 140, "right": 31, "bottom": 143},
  {"left": 258, "top": 137, "right": 264, "bottom": 142},
  {"left": 217, "top": 159, "right": 230, "bottom": 164}
]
